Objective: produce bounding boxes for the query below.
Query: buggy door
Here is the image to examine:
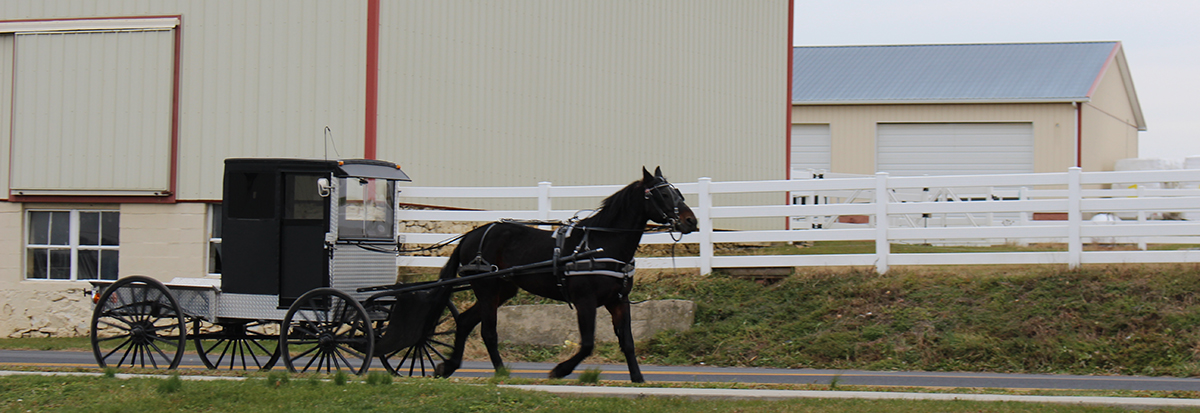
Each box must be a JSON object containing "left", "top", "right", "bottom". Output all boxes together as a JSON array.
[{"left": 278, "top": 173, "right": 330, "bottom": 307}]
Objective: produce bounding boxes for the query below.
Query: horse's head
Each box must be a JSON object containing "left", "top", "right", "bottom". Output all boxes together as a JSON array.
[{"left": 642, "top": 167, "right": 698, "bottom": 234}]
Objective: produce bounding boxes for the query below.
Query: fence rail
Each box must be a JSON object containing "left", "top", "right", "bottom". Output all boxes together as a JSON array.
[{"left": 397, "top": 168, "right": 1200, "bottom": 274}]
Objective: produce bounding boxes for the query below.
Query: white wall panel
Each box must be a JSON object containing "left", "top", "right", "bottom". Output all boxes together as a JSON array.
[
  {"left": 376, "top": 0, "right": 788, "bottom": 212},
  {"left": 10, "top": 29, "right": 174, "bottom": 195}
]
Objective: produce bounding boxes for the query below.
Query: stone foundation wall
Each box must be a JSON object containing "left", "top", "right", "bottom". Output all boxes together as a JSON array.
[
  {"left": 1, "top": 286, "right": 93, "bottom": 338},
  {"left": 495, "top": 299, "right": 695, "bottom": 346}
]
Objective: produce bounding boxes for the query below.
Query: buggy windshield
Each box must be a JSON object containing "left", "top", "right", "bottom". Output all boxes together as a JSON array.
[{"left": 338, "top": 177, "right": 394, "bottom": 240}]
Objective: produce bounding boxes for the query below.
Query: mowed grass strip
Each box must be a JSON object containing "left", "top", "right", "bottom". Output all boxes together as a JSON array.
[{"left": 0, "top": 374, "right": 1133, "bottom": 413}]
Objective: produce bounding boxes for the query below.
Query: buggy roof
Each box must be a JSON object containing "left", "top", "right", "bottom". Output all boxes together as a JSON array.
[{"left": 224, "top": 158, "right": 411, "bottom": 181}]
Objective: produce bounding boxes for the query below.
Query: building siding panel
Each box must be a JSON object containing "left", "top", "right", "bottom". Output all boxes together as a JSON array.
[{"left": 376, "top": 0, "right": 787, "bottom": 214}]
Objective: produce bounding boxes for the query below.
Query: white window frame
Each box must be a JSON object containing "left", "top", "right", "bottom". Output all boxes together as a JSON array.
[
  {"left": 25, "top": 209, "right": 119, "bottom": 281},
  {"left": 207, "top": 204, "right": 222, "bottom": 277}
]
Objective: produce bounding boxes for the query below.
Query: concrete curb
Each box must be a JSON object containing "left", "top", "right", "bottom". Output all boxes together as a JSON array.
[{"left": 505, "top": 384, "right": 1200, "bottom": 409}]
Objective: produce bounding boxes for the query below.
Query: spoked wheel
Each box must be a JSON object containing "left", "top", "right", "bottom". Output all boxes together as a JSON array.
[
  {"left": 193, "top": 320, "right": 281, "bottom": 371},
  {"left": 379, "top": 302, "right": 459, "bottom": 377},
  {"left": 89, "top": 275, "right": 188, "bottom": 369},
  {"left": 281, "top": 288, "right": 375, "bottom": 375}
]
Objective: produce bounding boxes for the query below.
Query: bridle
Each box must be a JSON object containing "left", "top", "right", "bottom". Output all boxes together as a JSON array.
[{"left": 644, "top": 178, "right": 684, "bottom": 232}]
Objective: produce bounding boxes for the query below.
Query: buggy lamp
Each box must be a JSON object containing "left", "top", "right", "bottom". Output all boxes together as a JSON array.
[{"left": 89, "top": 289, "right": 100, "bottom": 304}]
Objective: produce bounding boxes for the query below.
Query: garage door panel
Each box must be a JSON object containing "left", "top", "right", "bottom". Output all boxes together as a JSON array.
[
  {"left": 877, "top": 123, "right": 1033, "bottom": 177},
  {"left": 790, "top": 124, "right": 831, "bottom": 175}
]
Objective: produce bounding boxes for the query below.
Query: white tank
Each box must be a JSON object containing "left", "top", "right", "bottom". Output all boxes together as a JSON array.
[{"left": 1113, "top": 158, "right": 1176, "bottom": 219}]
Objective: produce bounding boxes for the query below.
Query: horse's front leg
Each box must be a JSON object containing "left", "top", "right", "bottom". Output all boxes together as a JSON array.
[
  {"left": 606, "top": 299, "right": 645, "bottom": 383},
  {"left": 549, "top": 297, "right": 597, "bottom": 379}
]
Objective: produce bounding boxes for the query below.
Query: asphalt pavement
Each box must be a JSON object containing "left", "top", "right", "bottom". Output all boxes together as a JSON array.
[{"left": 3, "top": 349, "right": 1199, "bottom": 391}]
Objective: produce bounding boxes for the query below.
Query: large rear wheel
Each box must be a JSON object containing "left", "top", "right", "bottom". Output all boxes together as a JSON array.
[
  {"left": 280, "top": 288, "right": 374, "bottom": 375},
  {"left": 89, "top": 276, "right": 187, "bottom": 369}
]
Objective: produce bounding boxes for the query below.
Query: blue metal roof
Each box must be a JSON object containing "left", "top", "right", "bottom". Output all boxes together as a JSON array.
[{"left": 792, "top": 42, "right": 1119, "bottom": 104}]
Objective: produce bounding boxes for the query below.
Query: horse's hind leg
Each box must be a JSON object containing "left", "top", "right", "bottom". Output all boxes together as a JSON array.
[
  {"left": 606, "top": 300, "right": 645, "bottom": 383},
  {"left": 549, "top": 296, "right": 597, "bottom": 379},
  {"left": 435, "top": 302, "right": 482, "bottom": 378}
]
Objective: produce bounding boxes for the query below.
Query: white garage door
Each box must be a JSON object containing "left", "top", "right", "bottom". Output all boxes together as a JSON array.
[
  {"left": 790, "top": 124, "right": 831, "bottom": 178},
  {"left": 877, "top": 123, "right": 1034, "bottom": 176}
]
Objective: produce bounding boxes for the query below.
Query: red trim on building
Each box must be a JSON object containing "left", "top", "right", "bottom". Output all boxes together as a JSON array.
[
  {"left": 1086, "top": 42, "right": 1121, "bottom": 99},
  {"left": 364, "top": 0, "right": 381, "bottom": 160},
  {"left": 168, "top": 15, "right": 183, "bottom": 202}
]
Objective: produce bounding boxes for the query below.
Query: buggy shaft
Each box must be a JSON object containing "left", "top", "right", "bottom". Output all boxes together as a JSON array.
[{"left": 359, "top": 248, "right": 605, "bottom": 299}]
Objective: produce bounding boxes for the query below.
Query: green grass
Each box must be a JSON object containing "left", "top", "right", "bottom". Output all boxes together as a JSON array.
[{"left": 0, "top": 374, "right": 1138, "bottom": 412}]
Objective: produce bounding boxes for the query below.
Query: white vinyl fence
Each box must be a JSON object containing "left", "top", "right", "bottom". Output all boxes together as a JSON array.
[{"left": 396, "top": 168, "right": 1200, "bottom": 274}]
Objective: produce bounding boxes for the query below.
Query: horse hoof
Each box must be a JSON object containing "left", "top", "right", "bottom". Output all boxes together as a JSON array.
[{"left": 435, "top": 362, "right": 454, "bottom": 378}]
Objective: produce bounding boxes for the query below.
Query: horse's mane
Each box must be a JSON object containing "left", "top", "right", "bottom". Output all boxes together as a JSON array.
[{"left": 578, "top": 180, "right": 643, "bottom": 228}]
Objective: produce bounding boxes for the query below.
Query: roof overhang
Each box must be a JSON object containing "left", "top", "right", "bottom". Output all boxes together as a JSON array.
[
  {"left": 792, "top": 98, "right": 1090, "bottom": 105},
  {"left": 1112, "top": 46, "right": 1147, "bottom": 131}
]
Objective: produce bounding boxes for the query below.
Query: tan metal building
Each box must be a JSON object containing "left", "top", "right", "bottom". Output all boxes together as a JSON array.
[
  {"left": 0, "top": 1, "right": 792, "bottom": 337},
  {"left": 790, "top": 42, "right": 1145, "bottom": 177}
]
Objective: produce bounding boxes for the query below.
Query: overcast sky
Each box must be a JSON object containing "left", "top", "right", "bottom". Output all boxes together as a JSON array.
[{"left": 793, "top": 0, "right": 1200, "bottom": 167}]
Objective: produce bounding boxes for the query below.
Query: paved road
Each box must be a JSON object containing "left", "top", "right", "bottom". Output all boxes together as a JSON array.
[{"left": 3, "top": 349, "right": 1199, "bottom": 392}]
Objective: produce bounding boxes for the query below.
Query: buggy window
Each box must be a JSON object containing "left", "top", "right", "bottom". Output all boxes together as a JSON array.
[
  {"left": 285, "top": 174, "right": 326, "bottom": 220},
  {"left": 226, "top": 172, "right": 276, "bottom": 219},
  {"left": 338, "top": 178, "right": 394, "bottom": 240}
]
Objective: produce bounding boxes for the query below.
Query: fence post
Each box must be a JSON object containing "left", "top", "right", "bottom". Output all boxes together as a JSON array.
[
  {"left": 875, "top": 172, "right": 890, "bottom": 274},
  {"left": 1067, "top": 167, "right": 1081, "bottom": 269},
  {"left": 698, "top": 177, "right": 713, "bottom": 275},
  {"left": 537, "top": 181, "right": 551, "bottom": 222},
  {"left": 1136, "top": 184, "right": 1147, "bottom": 251}
]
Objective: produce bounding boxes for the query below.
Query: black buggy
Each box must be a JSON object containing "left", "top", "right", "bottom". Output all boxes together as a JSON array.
[{"left": 87, "top": 158, "right": 462, "bottom": 376}]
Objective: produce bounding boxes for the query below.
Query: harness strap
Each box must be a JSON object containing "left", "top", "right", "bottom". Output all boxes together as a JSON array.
[
  {"left": 460, "top": 223, "right": 498, "bottom": 276},
  {"left": 553, "top": 220, "right": 577, "bottom": 308},
  {"left": 564, "top": 258, "right": 635, "bottom": 279}
]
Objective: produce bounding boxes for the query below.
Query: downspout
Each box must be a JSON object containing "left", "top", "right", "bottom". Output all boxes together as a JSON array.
[{"left": 364, "top": 0, "right": 380, "bottom": 160}]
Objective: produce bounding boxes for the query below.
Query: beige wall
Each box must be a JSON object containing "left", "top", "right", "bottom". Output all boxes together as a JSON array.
[
  {"left": 118, "top": 203, "right": 209, "bottom": 281},
  {"left": 791, "top": 103, "right": 1079, "bottom": 175},
  {"left": 1081, "top": 57, "right": 1140, "bottom": 172},
  {"left": 0, "top": 202, "right": 210, "bottom": 337}
]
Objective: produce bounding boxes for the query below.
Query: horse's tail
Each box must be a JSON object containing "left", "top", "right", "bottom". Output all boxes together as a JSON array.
[{"left": 438, "top": 243, "right": 463, "bottom": 281}]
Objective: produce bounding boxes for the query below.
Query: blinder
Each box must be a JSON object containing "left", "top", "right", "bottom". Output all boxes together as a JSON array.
[{"left": 644, "top": 179, "right": 683, "bottom": 229}]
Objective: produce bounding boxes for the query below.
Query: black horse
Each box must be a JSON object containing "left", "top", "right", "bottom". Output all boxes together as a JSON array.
[{"left": 433, "top": 167, "right": 697, "bottom": 383}]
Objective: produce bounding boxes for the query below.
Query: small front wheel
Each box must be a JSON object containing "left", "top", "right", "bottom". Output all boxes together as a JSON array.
[
  {"left": 193, "top": 320, "right": 281, "bottom": 371},
  {"left": 280, "top": 288, "right": 374, "bottom": 375},
  {"left": 89, "top": 276, "right": 188, "bottom": 369}
]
